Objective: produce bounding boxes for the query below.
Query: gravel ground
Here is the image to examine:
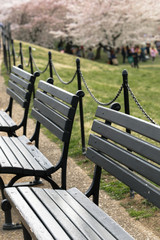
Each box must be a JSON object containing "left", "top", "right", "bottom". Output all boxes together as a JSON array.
[{"left": 0, "top": 61, "right": 160, "bottom": 240}]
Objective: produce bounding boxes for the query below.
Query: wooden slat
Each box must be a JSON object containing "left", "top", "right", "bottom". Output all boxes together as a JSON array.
[
  {"left": 32, "top": 188, "right": 87, "bottom": 240},
  {"left": 0, "top": 137, "right": 22, "bottom": 171},
  {"left": 56, "top": 189, "right": 116, "bottom": 240},
  {"left": 12, "top": 66, "right": 33, "bottom": 81},
  {"left": 43, "top": 188, "right": 103, "bottom": 240},
  {"left": 0, "top": 134, "right": 54, "bottom": 174},
  {"left": 86, "top": 147, "right": 160, "bottom": 209},
  {"left": 4, "top": 187, "right": 55, "bottom": 240},
  {"left": 96, "top": 106, "right": 160, "bottom": 142},
  {"left": 68, "top": 187, "right": 134, "bottom": 240},
  {"left": 0, "top": 114, "right": 9, "bottom": 127},
  {"left": 6, "top": 88, "right": 27, "bottom": 108},
  {"left": 33, "top": 99, "right": 72, "bottom": 131},
  {"left": 31, "top": 108, "right": 69, "bottom": 142},
  {"left": 0, "top": 111, "right": 16, "bottom": 128},
  {"left": 18, "top": 135, "right": 53, "bottom": 171},
  {"left": 11, "top": 136, "right": 47, "bottom": 172},
  {"left": 35, "top": 90, "right": 75, "bottom": 118},
  {"left": 8, "top": 80, "right": 28, "bottom": 100},
  {"left": 2, "top": 137, "right": 33, "bottom": 171},
  {"left": 89, "top": 134, "right": 160, "bottom": 186},
  {"left": 18, "top": 187, "right": 71, "bottom": 240},
  {"left": 10, "top": 73, "right": 30, "bottom": 90},
  {"left": 38, "top": 80, "right": 79, "bottom": 106},
  {"left": 92, "top": 120, "right": 160, "bottom": 165},
  {"left": 0, "top": 148, "right": 12, "bottom": 168}
]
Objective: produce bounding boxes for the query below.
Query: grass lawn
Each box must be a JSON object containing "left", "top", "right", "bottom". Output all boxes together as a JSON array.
[
  {"left": 1, "top": 40, "right": 160, "bottom": 223},
  {"left": 4, "top": 40, "right": 159, "bottom": 156}
]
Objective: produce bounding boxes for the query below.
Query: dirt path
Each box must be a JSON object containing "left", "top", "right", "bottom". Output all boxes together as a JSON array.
[{"left": 0, "top": 61, "right": 159, "bottom": 240}]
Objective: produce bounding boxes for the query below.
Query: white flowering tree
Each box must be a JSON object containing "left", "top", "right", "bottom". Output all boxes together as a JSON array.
[
  {"left": 65, "top": 0, "right": 160, "bottom": 48},
  {"left": 7, "top": 0, "right": 68, "bottom": 48},
  {"left": 6, "top": 0, "right": 160, "bottom": 48}
]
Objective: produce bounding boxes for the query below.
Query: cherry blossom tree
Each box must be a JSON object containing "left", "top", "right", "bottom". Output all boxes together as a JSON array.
[
  {"left": 7, "top": 0, "right": 68, "bottom": 48},
  {"left": 65, "top": 0, "right": 160, "bottom": 48},
  {"left": 6, "top": 0, "right": 160, "bottom": 48}
]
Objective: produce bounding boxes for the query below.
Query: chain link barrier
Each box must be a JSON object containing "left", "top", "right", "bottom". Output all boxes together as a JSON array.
[
  {"left": 127, "top": 85, "right": 157, "bottom": 125},
  {"left": 51, "top": 61, "right": 77, "bottom": 85},
  {"left": 23, "top": 56, "right": 30, "bottom": 67},
  {"left": 15, "top": 53, "right": 19, "bottom": 59},
  {"left": 80, "top": 70, "right": 123, "bottom": 106},
  {"left": 4, "top": 36, "right": 157, "bottom": 125},
  {"left": 31, "top": 53, "right": 49, "bottom": 74}
]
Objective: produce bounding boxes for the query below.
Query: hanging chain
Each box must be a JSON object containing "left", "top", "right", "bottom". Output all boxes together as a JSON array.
[
  {"left": 127, "top": 85, "right": 157, "bottom": 125},
  {"left": 15, "top": 53, "right": 20, "bottom": 59},
  {"left": 80, "top": 70, "right": 123, "bottom": 106},
  {"left": 23, "top": 56, "right": 30, "bottom": 67},
  {"left": 9, "top": 41, "right": 157, "bottom": 124},
  {"left": 51, "top": 61, "right": 76, "bottom": 85},
  {"left": 31, "top": 53, "right": 49, "bottom": 74}
]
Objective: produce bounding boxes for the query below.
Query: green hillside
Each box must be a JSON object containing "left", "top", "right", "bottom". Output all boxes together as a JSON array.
[{"left": 2, "top": 40, "right": 160, "bottom": 156}]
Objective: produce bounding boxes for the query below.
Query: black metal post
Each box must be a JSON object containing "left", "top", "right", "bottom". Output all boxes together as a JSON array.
[
  {"left": 122, "top": 69, "right": 130, "bottom": 115},
  {"left": 48, "top": 51, "right": 53, "bottom": 78},
  {"left": 3, "top": 38, "right": 8, "bottom": 72},
  {"left": 76, "top": 58, "right": 86, "bottom": 155},
  {"left": 19, "top": 42, "right": 23, "bottom": 69},
  {"left": 29, "top": 46, "right": 36, "bottom": 98},
  {"left": 7, "top": 23, "right": 11, "bottom": 44},
  {"left": 11, "top": 39, "right": 16, "bottom": 66},
  {"left": 7, "top": 37, "right": 11, "bottom": 73},
  {"left": 29, "top": 46, "right": 33, "bottom": 74},
  {"left": 2, "top": 32, "right": 6, "bottom": 65},
  {"left": 122, "top": 69, "right": 134, "bottom": 198}
]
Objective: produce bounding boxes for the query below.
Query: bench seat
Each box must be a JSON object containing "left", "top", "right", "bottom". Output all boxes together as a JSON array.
[
  {"left": 4, "top": 186, "right": 133, "bottom": 240},
  {"left": 0, "top": 111, "right": 17, "bottom": 132},
  {"left": 0, "top": 135, "right": 53, "bottom": 176}
]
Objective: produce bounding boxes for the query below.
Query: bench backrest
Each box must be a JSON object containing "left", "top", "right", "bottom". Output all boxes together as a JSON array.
[
  {"left": 32, "top": 80, "right": 80, "bottom": 142},
  {"left": 86, "top": 106, "right": 160, "bottom": 208},
  {"left": 7, "top": 66, "right": 35, "bottom": 108},
  {"left": 31, "top": 80, "right": 81, "bottom": 188},
  {"left": 6, "top": 66, "right": 39, "bottom": 134}
]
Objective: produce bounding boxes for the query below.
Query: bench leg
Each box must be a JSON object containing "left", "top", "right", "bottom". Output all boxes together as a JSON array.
[
  {"left": 0, "top": 177, "right": 5, "bottom": 199},
  {"left": 85, "top": 165, "right": 101, "bottom": 205},
  {"left": 1, "top": 177, "right": 22, "bottom": 230},
  {"left": 0, "top": 176, "right": 41, "bottom": 230},
  {"left": 61, "top": 166, "right": 67, "bottom": 189},
  {"left": 27, "top": 176, "right": 43, "bottom": 187},
  {"left": 42, "top": 175, "right": 60, "bottom": 189},
  {"left": 22, "top": 224, "right": 32, "bottom": 240},
  {"left": 7, "top": 175, "right": 42, "bottom": 188},
  {"left": 1, "top": 199, "right": 22, "bottom": 230},
  {"left": 130, "top": 189, "right": 135, "bottom": 198},
  {"left": 7, "top": 131, "right": 16, "bottom": 137}
]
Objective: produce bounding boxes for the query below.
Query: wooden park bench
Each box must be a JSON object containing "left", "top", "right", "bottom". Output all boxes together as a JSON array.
[
  {"left": 0, "top": 65, "right": 39, "bottom": 136},
  {"left": 9, "top": 105, "right": 160, "bottom": 239},
  {"left": 0, "top": 79, "right": 82, "bottom": 230}
]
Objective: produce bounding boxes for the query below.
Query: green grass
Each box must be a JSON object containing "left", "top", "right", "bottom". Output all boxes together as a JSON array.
[
  {"left": 101, "top": 179, "right": 130, "bottom": 200},
  {"left": 1, "top": 40, "right": 160, "bottom": 220},
  {"left": 127, "top": 207, "right": 156, "bottom": 220},
  {"left": 6, "top": 40, "right": 160, "bottom": 158},
  {"left": 121, "top": 198, "right": 159, "bottom": 220}
]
